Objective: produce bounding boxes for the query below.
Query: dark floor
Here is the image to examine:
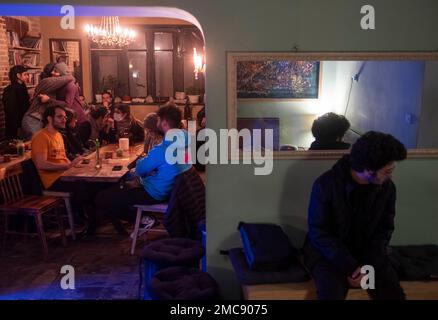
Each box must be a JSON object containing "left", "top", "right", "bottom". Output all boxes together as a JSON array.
[{"left": 0, "top": 223, "right": 164, "bottom": 300}]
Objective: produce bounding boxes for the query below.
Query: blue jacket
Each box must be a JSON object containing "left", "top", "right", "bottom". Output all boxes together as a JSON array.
[{"left": 135, "top": 130, "right": 192, "bottom": 201}]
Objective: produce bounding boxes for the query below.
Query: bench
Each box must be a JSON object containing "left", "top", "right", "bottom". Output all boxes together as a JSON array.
[{"left": 242, "top": 280, "right": 438, "bottom": 300}]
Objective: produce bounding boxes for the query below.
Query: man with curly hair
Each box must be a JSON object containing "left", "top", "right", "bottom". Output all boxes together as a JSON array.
[
  {"left": 303, "top": 131, "right": 407, "bottom": 299},
  {"left": 309, "top": 112, "right": 351, "bottom": 150}
]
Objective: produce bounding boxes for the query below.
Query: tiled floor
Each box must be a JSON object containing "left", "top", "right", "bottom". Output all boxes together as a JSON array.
[{"left": 0, "top": 223, "right": 163, "bottom": 300}]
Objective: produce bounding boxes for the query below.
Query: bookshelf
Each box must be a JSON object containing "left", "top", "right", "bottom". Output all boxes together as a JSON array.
[{"left": 6, "top": 29, "right": 42, "bottom": 93}]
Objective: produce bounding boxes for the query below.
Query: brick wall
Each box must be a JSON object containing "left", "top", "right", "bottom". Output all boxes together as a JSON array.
[
  {"left": 0, "top": 17, "right": 10, "bottom": 140},
  {"left": 0, "top": 16, "right": 41, "bottom": 140}
]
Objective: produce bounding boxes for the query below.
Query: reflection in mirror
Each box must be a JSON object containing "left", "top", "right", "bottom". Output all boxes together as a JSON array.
[{"left": 232, "top": 55, "right": 438, "bottom": 152}]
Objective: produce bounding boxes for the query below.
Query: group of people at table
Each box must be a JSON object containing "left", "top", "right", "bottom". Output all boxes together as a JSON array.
[{"left": 2, "top": 63, "right": 206, "bottom": 237}]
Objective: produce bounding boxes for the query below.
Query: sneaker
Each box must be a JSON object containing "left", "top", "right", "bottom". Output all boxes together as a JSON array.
[
  {"left": 140, "top": 215, "right": 156, "bottom": 229},
  {"left": 130, "top": 216, "right": 157, "bottom": 239}
]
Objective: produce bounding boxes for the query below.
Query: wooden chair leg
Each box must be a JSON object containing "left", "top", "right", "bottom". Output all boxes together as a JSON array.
[
  {"left": 130, "top": 208, "right": 143, "bottom": 255},
  {"left": 35, "top": 213, "right": 48, "bottom": 261},
  {"left": 2, "top": 214, "right": 8, "bottom": 256},
  {"left": 55, "top": 208, "right": 67, "bottom": 247},
  {"left": 63, "top": 197, "right": 76, "bottom": 240},
  {"left": 23, "top": 215, "right": 29, "bottom": 243}
]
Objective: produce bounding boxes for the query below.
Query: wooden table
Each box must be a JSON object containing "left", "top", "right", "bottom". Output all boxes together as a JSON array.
[
  {"left": 61, "top": 144, "right": 144, "bottom": 183},
  {"left": 0, "top": 152, "right": 31, "bottom": 179}
]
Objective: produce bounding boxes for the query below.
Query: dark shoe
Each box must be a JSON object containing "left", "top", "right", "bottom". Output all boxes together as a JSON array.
[
  {"left": 77, "top": 224, "right": 97, "bottom": 239},
  {"left": 111, "top": 218, "right": 129, "bottom": 236}
]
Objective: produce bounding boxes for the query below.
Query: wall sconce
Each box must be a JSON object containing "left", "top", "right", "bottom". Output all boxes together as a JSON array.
[{"left": 193, "top": 47, "right": 205, "bottom": 80}]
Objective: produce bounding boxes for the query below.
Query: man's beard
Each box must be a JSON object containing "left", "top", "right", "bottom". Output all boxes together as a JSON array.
[{"left": 54, "top": 123, "right": 66, "bottom": 130}]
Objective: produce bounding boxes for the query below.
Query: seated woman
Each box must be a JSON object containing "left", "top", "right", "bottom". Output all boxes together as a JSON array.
[
  {"left": 143, "top": 112, "right": 163, "bottom": 154},
  {"left": 60, "top": 109, "right": 87, "bottom": 160},
  {"left": 309, "top": 112, "right": 351, "bottom": 150},
  {"left": 102, "top": 103, "right": 145, "bottom": 144}
]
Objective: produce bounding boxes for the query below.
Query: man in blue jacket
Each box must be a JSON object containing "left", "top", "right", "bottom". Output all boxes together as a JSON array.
[
  {"left": 302, "top": 131, "right": 407, "bottom": 300},
  {"left": 94, "top": 104, "right": 192, "bottom": 235}
]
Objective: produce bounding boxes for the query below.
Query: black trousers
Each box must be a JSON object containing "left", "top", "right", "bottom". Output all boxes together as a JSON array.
[
  {"left": 311, "top": 256, "right": 406, "bottom": 300},
  {"left": 49, "top": 180, "right": 109, "bottom": 225},
  {"left": 95, "top": 185, "right": 162, "bottom": 221}
]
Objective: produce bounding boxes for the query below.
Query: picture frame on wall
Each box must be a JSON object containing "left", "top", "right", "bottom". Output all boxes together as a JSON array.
[{"left": 236, "top": 59, "right": 321, "bottom": 99}]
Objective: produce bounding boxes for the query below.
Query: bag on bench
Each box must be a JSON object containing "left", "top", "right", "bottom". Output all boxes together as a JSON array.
[{"left": 238, "top": 222, "right": 299, "bottom": 271}]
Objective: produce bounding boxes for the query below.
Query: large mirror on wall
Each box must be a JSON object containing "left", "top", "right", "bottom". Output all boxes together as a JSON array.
[
  {"left": 49, "top": 38, "right": 83, "bottom": 92},
  {"left": 227, "top": 52, "right": 438, "bottom": 158}
]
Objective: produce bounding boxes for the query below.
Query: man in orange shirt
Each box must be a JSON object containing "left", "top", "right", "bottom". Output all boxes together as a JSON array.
[{"left": 31, "top": 105, "right": 83, "bottom": 188}]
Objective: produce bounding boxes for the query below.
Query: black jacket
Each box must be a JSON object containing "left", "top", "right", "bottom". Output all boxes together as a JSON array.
[
  {"left": 302, "top": 155, "right": 397, "bottom": 276},
  {"left": 164, "top": 167, "right": 205, "bottom": 240},
  {"left": 2, "top": 82, "right": 30, "bottom": 139}
]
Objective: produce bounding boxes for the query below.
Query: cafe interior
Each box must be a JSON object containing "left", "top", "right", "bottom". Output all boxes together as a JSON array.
[
  {"left": 0, "top": 5, "right": 437, "bottom": 301},
  {"left": 0, "top": 14, "right": 209, "bottom": 299}
]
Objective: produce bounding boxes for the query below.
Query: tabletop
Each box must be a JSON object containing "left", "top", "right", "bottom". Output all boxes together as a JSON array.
[{"left": 60, "top": 144, "right": 144, "bottom": 183}]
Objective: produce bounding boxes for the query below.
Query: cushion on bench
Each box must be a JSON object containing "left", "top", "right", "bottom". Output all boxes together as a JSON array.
[{"left": 389, "top": 245, "right": 438, "bottom": 281}]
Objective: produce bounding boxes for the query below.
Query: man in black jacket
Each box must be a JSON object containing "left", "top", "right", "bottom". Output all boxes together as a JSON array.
[
  {"left": 2, "top": 65, "right": 30, "bottom": 139},
  {"left": 303, "top": 131, "right": 407, "bottom": 300}
]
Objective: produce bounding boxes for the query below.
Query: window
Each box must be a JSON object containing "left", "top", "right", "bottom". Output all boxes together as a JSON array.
[
  {"left": 91, "top": 26, "right": 203, "bottom": 101},
  {"left": 128, "top": 51, "right": 147, "bottom": 97}
]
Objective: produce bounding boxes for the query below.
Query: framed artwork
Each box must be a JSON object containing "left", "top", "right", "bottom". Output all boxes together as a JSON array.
[{"left": 236, "top": 60, "right": 320, "bottom": 99}]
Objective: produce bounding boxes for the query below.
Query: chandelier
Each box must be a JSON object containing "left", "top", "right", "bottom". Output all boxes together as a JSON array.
[{"left": 85, "top": 17, "right": 136, "bottom": 48}]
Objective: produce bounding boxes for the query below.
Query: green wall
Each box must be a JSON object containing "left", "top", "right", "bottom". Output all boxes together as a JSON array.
[{"left": 11, "top": 0, "right": 438, "bottom": 299}]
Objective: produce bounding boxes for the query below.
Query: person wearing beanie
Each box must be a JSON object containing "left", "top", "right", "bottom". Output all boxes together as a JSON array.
[{"left": 2, "top": 65, "right": 30, "bottom": 139}]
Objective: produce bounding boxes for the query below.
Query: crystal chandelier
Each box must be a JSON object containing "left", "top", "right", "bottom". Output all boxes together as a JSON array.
[{"left": 85, "top": 17, "right": 136, "bottom": 48}]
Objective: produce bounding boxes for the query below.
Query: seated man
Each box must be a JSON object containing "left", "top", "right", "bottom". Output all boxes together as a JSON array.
[
  {"left": 31, "top": 104, "right": 83, "bottom": 190},
  {"left": 31, "top": 104, "right": 101, "bottom": 231},
  {"left": 95, "top": 104, "right": 192, "bottom": 234},
  {"left": 309, "top": 112, "right": 351, "bottom": 150},
  {"left": 303, "top": 131, "right": 407, "bottom": 300}
]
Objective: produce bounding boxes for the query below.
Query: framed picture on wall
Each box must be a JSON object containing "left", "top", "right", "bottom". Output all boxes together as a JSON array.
[{"left": 236, "top": 60, "right": 320, "bottom": 99}]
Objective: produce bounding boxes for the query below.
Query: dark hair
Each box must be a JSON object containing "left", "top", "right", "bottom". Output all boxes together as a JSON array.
[
  {"left": 42, "top": 104, "right": 67, "bottom": 126},
  {"left": 90, "top": 107, "right": 109, "bottom": 120},
  {"left": 311, "top": 112, "right": 350, "bottom": 142},
  {"left": 66, "top": 108, "right": 77, "bottom": 124},
  {"left": 143, "top": 112, "right": 159, "bottom": 130},
  {"left": 349, "top": 131, "right": 407, "bottom": 172},
  {"left": 197, "top": 106, "right": 206, "bottom": 128},
  {"left": 40, "top": 63, "right": 57, "bottom": 80},
  {"left": 8, "top": 65, "right": 28, "bottom": 83},
  {"left": 102, "top": 91, "right": 113, "bottom": 98},
  {"left": 113, "top": 103, "right": 130, "bottom": 116},
  {"left": 157, "top": 104, "right": 182, "bottom": 129}
]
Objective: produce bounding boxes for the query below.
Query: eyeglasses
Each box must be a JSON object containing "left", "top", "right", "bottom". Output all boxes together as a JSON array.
[{"left": 55, "top": 115, "right": 68, "bottom": 120}]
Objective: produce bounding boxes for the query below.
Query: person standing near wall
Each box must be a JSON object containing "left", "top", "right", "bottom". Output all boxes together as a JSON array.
[
  {"left": 303, "top": 131, "right": 407, "bottom": 300},
  {"left": 2, "top": 65, "right": 30, "bottom": 139}
]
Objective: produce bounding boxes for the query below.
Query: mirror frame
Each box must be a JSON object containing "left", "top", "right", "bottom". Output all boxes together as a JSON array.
[
  {"left": 227, "top": 51, "right": 438, "bottom": 159},
  {"left": 49, "top": 38, "right": 83, "bottom": 92}
]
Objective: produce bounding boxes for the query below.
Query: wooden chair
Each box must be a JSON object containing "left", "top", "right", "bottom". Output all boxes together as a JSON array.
[
  {"left": 130, "top": 203, "right": 168, "bottom": 255},
  {"left": 21, "top": 159, "right": 76, "bottom": 240},
  {"left": 0, "top": 166, "right": 67, "bottom": 260}
]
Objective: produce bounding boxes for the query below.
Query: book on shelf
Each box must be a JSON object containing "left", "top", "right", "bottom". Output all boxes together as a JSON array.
[
  {"left": 27, "top": 72, "right": 41, "bottom": 87},
  {"left": 7, "top": 31, "right": 20, "bottom": 47},
  {"left": 21, "top": 37, "right": 42, "bottom": 50},
  {"left": 21, "top": 53, "right": 40, "bottom": 67}
]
